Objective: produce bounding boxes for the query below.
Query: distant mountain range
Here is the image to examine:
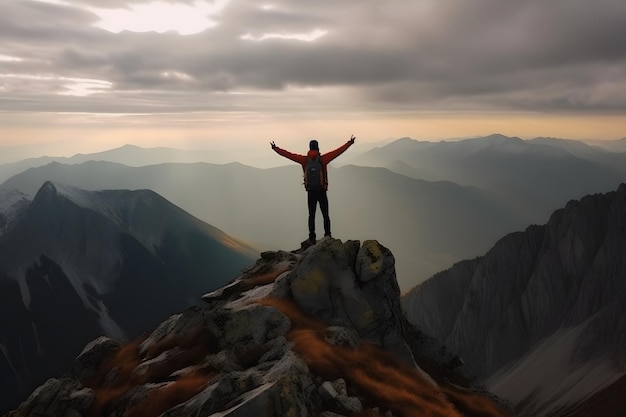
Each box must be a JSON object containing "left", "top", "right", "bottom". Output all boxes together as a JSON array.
[
  {"left": 402, "top": 183, "right": 626, "bottom": 416},
  {"left": 0, "top": 161, "right": 525, "bottom": 289},
  {"left": 0, "top": 142, "right": 377, "bottom": 182},
  {"left": 0, "top": 182, "right": 257, "bottom": 413},
  {"left": 0, "top": 144, "right": 220, "bottom": 184},
  {"left": 3, "top": 134, "right": 626, "bottom": 289},
  {"left": 349, "top": 134, "right": 626, "bottom": 223}
]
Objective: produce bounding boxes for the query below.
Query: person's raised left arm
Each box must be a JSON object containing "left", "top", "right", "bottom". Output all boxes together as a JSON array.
[{"left": 322, "top": 135, "right": 356, "bottom": 163}]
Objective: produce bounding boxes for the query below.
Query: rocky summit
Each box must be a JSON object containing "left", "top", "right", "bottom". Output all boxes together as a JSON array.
[{"left": 5, "top": 238, "right": 509, "bottom": 417}]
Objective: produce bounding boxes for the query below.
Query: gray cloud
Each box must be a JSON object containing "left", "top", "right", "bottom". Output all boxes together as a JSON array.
[{"left": 1, "top": 0, "right": 626, "bottom": 115}]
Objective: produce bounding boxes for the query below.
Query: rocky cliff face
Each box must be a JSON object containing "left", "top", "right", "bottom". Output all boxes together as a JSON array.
[
  {"left": 402, "top": 183, "right": 626, "bottom": 416},
  {"left": 5, "top": 239, "right": 510, "bottom": 417}
]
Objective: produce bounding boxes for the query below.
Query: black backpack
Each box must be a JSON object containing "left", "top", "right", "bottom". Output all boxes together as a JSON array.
[{"left": 305, "top": 155, "right": 324, "bottom": 191}]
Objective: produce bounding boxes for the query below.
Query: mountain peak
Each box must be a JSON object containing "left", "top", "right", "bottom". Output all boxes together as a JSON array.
[
  {"left": 478, "top": 133, "right": 525, "bottom": 146},
  {"left": 120, "top": 143, "right": 142, "bottom": 149},
  {"left": 69, "top": 144, "right": 143, "bottom": 158},
  {"left": 485, "top": 133, "right": 514, "bottom": 141},
  {"left": 33, "top": 181, "right": 91, "bottom": 201},
  {"left": 390, "top": 136, "right": 417, "bottom": 144},
  {"left": 40, "top": 180, "right": 56, "bottom": 192},
  {"left": 33, "top": 180, "right": 58, "bottom": 201},
  {"left": 9, "top": 238, "right": 510, "bottom": 417},
  {"left": 31, "top": 181, "right": 94, "bottom": 211}
]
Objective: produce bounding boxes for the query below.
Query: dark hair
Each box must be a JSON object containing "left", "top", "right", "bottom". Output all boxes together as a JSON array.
[{"left": 309, "top": 140, "right": 319, "bottom": 150}]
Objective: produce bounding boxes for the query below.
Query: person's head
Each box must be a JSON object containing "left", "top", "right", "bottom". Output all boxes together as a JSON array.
[{"left": 309, "top": 139, "right": 319, "bottom": 151}]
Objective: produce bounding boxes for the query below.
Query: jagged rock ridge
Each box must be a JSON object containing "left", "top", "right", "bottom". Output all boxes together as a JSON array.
[
  {"left": 402, "top": 183, "right": 626, "bottom": 416},
  {"left": 6, "top": 239, "right": 510, "bottom": 417}
]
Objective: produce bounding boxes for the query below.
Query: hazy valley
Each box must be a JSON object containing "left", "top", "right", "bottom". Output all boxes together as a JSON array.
[{"left": 1, "top": 160, "right": 524, "bottom": 289}]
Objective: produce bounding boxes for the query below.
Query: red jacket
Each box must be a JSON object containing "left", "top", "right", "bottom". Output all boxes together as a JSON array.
[{"left": 273, "top": 140, "right": 353, "bottom": 191}]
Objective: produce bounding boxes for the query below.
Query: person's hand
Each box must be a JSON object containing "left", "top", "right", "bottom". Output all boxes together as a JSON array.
[
  {"left": 270, "top": 141, "right": 276, "bottom": 150},
  {"left": 349, "top": 135, "right": 356, "bottom": 144}
]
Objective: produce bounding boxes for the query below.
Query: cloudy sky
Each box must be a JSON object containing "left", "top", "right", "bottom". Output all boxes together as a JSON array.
[{"left": 1, "top": 0, "right": 626, "bottom": 161}]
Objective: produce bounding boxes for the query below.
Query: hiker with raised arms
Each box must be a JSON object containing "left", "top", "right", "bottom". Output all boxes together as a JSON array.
[{"left": 271, "top": 135, "right": 356, "bottom": 246}]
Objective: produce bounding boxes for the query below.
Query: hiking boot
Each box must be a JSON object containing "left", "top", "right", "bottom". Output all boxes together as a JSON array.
[{"left": 300, "top": 238, "right": 316, "bottom": 250}]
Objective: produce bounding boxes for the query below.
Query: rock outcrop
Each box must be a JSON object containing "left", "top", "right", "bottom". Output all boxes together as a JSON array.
[{"left": 5, "top": 238, "right": 509, "bottom": 417}]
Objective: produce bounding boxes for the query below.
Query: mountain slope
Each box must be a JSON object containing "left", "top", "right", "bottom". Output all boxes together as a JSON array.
[
  {"left": 350, "top": 134, "right": 626, "bottom": 223},
  {"left": 0, "top": 160, "right": 525, "bottom": 289},
  {"left": 585, "top": 137, "right": 626, "bottom": 153},
  {"left": 5, "top": 239, "right": 510, "bottom": 417},
  {"left": 402, "top": 183, "right": 626, "bottom": 416},
  {"left": 0, "top": 182, "right": 257, "bottom": 413},
  {"left": 0, "top": 189, "right": 29, "bottom": 236}
]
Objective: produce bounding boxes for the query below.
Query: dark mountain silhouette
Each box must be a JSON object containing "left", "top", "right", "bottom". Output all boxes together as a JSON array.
[
  {"left": 4, "top": 239, "right": 511, "bottom": 417},
  {"left": 350, "top": 134, "right": 626, "bottom": 224},
  {"left": 402, "top": 183, "right": 626, "bottom": 416},
  {"left": 0, "top": 182, "right": 257, "bottom": 413},
  {"left": 0, "top": 161, "right": 525, "bottom": 288}
]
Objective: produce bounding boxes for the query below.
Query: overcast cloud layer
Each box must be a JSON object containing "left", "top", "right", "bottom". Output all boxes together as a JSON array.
[
  {"left": 1, "top": 0, "right": 626, "bottom": 119},
  {"left": 0, "top": 0, "right": 625, "bottom": 165}
]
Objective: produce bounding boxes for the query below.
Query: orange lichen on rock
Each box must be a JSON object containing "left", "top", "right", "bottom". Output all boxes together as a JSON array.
[
  {"left": 122, "top": 368, "right": 214, "bottom": 417},
  {"left": 289, "top": 328, "right": 461, "bottom": 417},
  {"left": 87, "top": 327, "right": 217, "bottom": 417},
  {"left": 260, "top": 297, "right": 509, "bottom": 417},
  {"left": 258, "top": 297, "right": 325, "bottom": 332},
  {"left": 88, "top": 339, "right": 143, "bottom": 417},
  {"left": 441, "top": 384, "right": 509, "bottom": 417}
]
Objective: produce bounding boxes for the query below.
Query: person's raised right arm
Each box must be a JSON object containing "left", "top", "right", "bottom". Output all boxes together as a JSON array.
[{"left": 270, "top": 141, "right": 306, "bottom": 165}]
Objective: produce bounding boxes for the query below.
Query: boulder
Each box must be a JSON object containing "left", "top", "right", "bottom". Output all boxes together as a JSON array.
[
  {"left": 288, "top": 239, "right": 418, "bottom": 367},
  {"left": 70, "top": 336, "right": 121, "bottom": 384},
  {"left": 6, "top": 378, "right": 88, "bottom": 417}
]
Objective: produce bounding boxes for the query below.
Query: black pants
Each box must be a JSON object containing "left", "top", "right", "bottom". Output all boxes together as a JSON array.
[{"left": 307, "top": 189, "right": 330, "bottom": 238}]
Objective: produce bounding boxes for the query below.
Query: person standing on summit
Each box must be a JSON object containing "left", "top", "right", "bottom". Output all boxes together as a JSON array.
[{"left": 271, "top": 135, "right": 355, "bottom": 245}]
